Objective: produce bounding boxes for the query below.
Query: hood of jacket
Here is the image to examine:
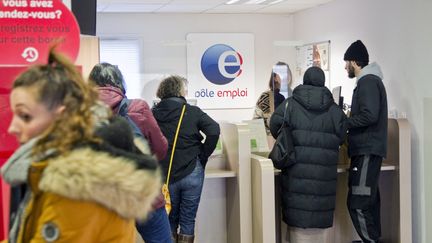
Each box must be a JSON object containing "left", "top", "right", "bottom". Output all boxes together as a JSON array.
[
  {"left": 97, "top": 86, "right": 124, "bottom": 110},
  {"left": 303, "top": 66, "right": 325, "bottom": 87},
  {"left": 38, "top": 144, "right": 161, "bottom": 220},
  {"left": 152, "top": 97, "right": 186, "bottom": 123},
  {"left": 292, "top": 85, "right": 334, "bottom": 111},
  {"left": 357, "top": 62, "right": 384, "bottom": 82}
]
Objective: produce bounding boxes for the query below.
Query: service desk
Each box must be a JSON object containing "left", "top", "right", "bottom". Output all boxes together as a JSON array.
[{"left": 251, "top": 118, "right": 411, "bottom": 243}]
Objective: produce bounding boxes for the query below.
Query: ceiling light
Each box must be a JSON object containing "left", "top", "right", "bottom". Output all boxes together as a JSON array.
[
  {"left": 269, "top": 0, "right": 284, "bottom": 4},
  {"left": 225, "top": 0, "right": 241, "bottom": 4},
  {"left": 244, "top": 0, "right": 268, "bottom": 4}
]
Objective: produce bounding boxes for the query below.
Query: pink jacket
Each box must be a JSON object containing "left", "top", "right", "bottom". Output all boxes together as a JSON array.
[{"left": 97, "top": 86, "right": 168, "bottom": 161}]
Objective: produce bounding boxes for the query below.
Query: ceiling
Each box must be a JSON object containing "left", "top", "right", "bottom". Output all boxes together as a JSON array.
[{"left": 96, "top": 0, "right": 335, "bottom": 14}]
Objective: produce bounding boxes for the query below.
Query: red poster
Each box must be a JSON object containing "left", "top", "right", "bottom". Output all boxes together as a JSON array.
[
  {"left": 0, "top": 67, "right": 24, "bottom": 160},
  {"left": 1, "top": 1, "right": 81, "bottom": 239},
  {"left": 0, "top": 66, "right": 28, "bottom": 240},
  {"left": 0, "top": 0, "right": 80, "bottom": 64}
]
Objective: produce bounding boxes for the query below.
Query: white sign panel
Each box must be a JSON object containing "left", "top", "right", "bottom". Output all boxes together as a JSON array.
[
  {"left": 295, "top": 41, "right": 331, "bottom": 87},
  {"left": 187, "top": 33, "right": 255, "bottom": 109}
]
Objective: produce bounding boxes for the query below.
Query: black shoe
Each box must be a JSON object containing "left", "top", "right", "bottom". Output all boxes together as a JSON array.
[{"left": 352, "top": 240, "right": 380, "bottom": 243}]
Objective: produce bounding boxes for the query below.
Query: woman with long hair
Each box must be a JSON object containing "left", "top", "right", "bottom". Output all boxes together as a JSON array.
[{"left": 1, "top": 48, "right": 161, "bottom": 243}]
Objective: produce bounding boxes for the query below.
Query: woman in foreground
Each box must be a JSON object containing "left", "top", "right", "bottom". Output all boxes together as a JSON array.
[{"left": 1, "top": 48, "right": 161, "bottom": 243}]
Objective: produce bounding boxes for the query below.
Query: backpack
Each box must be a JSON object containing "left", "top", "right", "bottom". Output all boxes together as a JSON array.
[
  {"left": 268, "top": 100, "right": 296, "bottom": 170},
  {"left": 117, "top": 98, "right": 150, "bottom": 150}
]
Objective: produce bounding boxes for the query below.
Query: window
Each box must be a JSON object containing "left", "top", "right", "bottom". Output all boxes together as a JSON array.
[{"left": 99, "top": 39, "right": 141, "bottom": 98}]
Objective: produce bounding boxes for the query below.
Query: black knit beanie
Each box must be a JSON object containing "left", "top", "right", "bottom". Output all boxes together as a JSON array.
[{"left": 344, "top": 40, "right": 369, "bottom": 63}]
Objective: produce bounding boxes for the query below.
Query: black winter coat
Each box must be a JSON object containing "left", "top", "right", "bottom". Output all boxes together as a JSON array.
[
  {"left": 347, "top": 62, "right": 387, "bottom": 158},
  {"left": 152, "top": 97, "right": 220, "bottom": 183},
  {"left": 270, "top": 80, "right": 346, "bottom": 228}
]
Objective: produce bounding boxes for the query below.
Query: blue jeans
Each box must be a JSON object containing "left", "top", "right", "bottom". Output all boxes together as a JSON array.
[
  {"left": 136, "top": 206, "right": 172, "bottom": 243},
  {"left": 169, "top": 159, "right": 205, "bottom": 235}
]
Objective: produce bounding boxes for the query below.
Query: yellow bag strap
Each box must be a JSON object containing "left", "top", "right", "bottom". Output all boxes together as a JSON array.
[{"left": 165, "top": 104, "right": 186, "bottom": 185}]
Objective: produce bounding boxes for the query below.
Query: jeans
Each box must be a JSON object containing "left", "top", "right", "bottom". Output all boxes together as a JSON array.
[
  {"left": 136, "top": 206, "right": 172, "bottom": 243},
  {"left": 169, "top": 159, "right": 205, "bottom": 235}
]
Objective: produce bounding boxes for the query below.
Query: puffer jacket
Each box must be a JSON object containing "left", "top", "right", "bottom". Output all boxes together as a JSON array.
[
  {"left": 347, "top": 62, "right": 387, "bottom": 158},
  {"left": 3, "top": 118, "right": 161, "bottom": 243},
  {"left": 270, "top": 67, "right": 346, "bottom": 228}
]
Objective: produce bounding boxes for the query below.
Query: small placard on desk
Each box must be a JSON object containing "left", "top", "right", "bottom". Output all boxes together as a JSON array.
[{"left": 243, "top": 119, "right": 270, "bottom": 152}]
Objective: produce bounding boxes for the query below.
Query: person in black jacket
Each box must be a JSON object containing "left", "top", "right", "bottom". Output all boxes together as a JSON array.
[
  {"left": 270, "top": 66, "right": 346, "bottom": 243},
  {"left": 344, "top": 40, "right": 387, "bottom": 243},
  {"left": 152, "top": 75, "right": 220, "bottom": 243}
]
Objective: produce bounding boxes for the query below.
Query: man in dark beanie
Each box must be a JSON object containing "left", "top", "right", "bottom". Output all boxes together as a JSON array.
[
  {"left": 269, "top": 66, "right": 346, "bottom": 243},
  {"left": 344, "top": 40, "right": 388, "bottom": 243}
]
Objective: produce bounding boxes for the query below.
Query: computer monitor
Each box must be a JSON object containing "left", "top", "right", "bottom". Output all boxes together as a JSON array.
[{"left": 332, "top": 86, "right": 343, "bottom": 108}]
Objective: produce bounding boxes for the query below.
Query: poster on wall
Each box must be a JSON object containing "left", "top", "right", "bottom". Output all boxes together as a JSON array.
[
  {"left": 295, "top": 40, "right": 330, "bottom": 86},
  {"left": 187, "top": 33, "right": 255, "bottom": 109},
  {"left": 0, "top": 0, "right": 80, "bottom": 65}
]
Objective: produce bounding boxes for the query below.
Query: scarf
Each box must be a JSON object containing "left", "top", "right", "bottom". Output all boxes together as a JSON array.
[
  {"left": 1, "top": 137, "right": 39, "bottom": 186},
  {"left": 1, "top": 102, "right": 111, "bottom": 185},
  {"left": 0, "top": 137, "right": 55, "bottom": 243}
]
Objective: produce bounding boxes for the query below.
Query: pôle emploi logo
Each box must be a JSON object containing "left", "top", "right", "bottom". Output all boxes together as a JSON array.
[
  {"left": 197, "top": 44, "right": 248, "bottom": 100},
  {"left": 201, "top": 44, "right": 243, "bottom": 85}
]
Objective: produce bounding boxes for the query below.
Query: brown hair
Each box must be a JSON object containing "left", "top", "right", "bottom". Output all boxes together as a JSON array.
[
  {"left": 156, "top": 75, "right": 186, "bottom": 99},
  {"left": 268, "top": 72, "right": 279, "bottom": 91},
  {"left": 12, "top": 46, "right": 99, "bottom": 155}
]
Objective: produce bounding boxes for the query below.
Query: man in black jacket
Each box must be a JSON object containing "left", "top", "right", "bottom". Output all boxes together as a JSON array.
[{"left": 344, "top": 40, "right": 388, "bottom": 243}]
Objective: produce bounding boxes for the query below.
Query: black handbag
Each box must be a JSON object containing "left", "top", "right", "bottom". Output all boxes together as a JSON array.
[{"left": 269, "top": 101, "right": 296, "bottom": 169}]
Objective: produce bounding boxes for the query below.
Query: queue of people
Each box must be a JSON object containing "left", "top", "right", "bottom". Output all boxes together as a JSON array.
[
  {"left": 1, "top": 39, "right": 386, "bottom": 243},
  {"left": 268, "top": 40, "right": 387, "bottom": 243}
]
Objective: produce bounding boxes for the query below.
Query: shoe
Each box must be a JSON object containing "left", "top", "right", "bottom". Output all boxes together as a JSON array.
[
  {"left": 171, "top": 232, "right": 178, "bottom": 243},
  {"left": 177, "top": 234, "right": 194, "bottom": 243}
]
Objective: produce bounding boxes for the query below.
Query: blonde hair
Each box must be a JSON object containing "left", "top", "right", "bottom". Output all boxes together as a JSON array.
[{"left": 12, "top": 46, "right": 99, "bottom": 155}]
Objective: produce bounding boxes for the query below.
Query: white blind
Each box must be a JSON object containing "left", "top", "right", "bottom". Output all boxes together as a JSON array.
[{"left": 99, "top": 39, "right": 141, "bottom": 98}]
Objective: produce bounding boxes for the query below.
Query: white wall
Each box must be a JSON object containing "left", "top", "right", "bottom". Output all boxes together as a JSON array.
[
  {"left": 98, "top": 3, "right": 432, "bottom": 241},
  {"left": 97, "top": 13, "right": 298, "bottom": 242},
  {"left": 97, "top": 13, "right": 296, "bottom": 122},
  {"left": 292, "top": 0, "right": 432, "bottom": 242}
]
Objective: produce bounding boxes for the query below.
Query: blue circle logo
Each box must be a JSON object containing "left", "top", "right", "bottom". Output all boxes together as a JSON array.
[{"left": 200, "top": 44, "right": 243, "bottom": 85}]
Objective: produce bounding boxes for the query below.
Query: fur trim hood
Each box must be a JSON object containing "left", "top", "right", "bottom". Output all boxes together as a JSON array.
[{"left": 38, "top": 146, "right": 161, "bottom": 220}]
